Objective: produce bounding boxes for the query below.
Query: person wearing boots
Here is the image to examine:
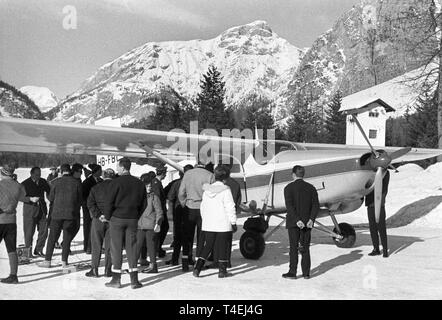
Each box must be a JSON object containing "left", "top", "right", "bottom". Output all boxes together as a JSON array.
[
  {"left": 85, "top": 168, "right": 115, "bottom": 278},
  {"left": 104, "top": 157, "right": 147, "bottom": 289},
  {"left": 178, "top": 161, "right": 214, "bottom": 272},
  {"left": 206, "top": 165, "right": 242, "bottom": 269},
  {"left": 21, "top": 167, "right": 51, "bottom": 257},
  {"left": 165, "top": 164, "right": 193, "bottom": 266},
  {"left": 0, "top": 163, "right": 34, "bottom": 284},
  {"left": 283, "top": 165, "right": 319, "bottom": 280},
  {"left": 137, "top": 173, "right": 163, "bottom": 274},
  {"left": 38, "top": 164, "right": 82, "bottom": 271},
  {"left": 193, "top": 165, "right": 237, "bottom": 278},
  {"left": 366, "top": 170, "right": 390, "bottom": 258},
  {"left": 81, "top": 164, "right": 103, "bottom": 254},
  {"left": 152, "top": 165, "right": 168, "bottom": 258}
]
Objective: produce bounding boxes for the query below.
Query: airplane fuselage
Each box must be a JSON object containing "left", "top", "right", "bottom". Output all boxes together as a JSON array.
[{"left": 232, "top": 151, "right": 375, "bottom": 217}]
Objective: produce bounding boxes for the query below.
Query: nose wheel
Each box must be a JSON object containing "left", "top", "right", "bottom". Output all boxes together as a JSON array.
[
  {"left": 239, "top": 231, "right": 266, "bottom": 260},
  {"left": 332, "top": 223, "right": 356, "bottom": 248}
]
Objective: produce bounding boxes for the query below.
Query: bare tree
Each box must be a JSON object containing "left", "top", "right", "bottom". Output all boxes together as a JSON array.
[{"left": 398, "top": 1, "right": 441, "bottom": 151}]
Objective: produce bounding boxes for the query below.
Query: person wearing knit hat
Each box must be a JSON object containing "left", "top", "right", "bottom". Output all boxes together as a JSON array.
[
  {"left": 1, "top": 162, "right": 37, "bottom": 284},
  {"left": 81, "top": 164, "right": 103, "bottom": 254}
]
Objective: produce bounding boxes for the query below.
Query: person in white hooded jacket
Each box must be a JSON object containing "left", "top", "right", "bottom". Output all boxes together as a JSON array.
[{"left": 193, "top": 165, "right": 237, "bottom": 278}]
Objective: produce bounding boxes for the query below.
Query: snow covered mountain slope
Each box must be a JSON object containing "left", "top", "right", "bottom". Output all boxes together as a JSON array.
[
  {"left": 52, "top": 20, "right": 303, "bottom": 124},
  {"left": 20, "top": 86, "right": 59, "bottom": 113},
  {"left": 0, "top": 81, "right": 44, "bottom": 119}
]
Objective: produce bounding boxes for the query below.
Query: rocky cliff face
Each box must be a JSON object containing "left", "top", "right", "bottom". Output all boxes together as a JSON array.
[
  {"left": 280, "top": 0, "right": 437, "bottom": 117},
  {"left": 52, "top": 20, "right": 303, "bottom": 124}
]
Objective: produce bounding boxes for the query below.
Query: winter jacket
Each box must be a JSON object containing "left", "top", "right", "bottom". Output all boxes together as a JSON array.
[
  {"left": 152, "top": 177, "right": 166, "bottom": 213},
  {"left": 21, "top": 177, "right": 50, "bottom": 218},
  {"left": 87, "top": 179, "right": 113, "bottom": 219},
  {"left": 104, "top": 173, "right": 147, "bottom": 220},
  {"left": 138, "top": 193, "right": 163, "bottom": 230},
  {"left": 48, "top": 174, "right": 82, "bottom": 220},
  {"left": 167, "top": 178, "right": 182, "bottom": 209},
  {"left": 178, "top": 167, "right": 215, "bottom": 209},
  {"left": 284, "top": 178, "right": 319, "bottom": 228},
  {"left": 82, "top": 175, "right": 103, "bottom": 205},
  {"left": 0, "top": 176, "right": 27, "bottom": 224},
  {"left": 200, "top": 181, "right": 237, "bottom": 232}
]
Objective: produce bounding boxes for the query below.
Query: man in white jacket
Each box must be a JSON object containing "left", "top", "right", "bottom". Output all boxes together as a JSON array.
[{"left": 193, "top": 165, "right": 237, "bottom": 278}]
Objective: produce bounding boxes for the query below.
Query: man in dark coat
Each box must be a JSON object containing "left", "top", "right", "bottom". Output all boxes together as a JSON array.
[
  {"left": 104, "top": 157, "right": 147, "bottom": 289},
  {"left": 21, "top": 167, "right": 51, "bottom": 257},
  {"left": 283, "top": 165, "right": 319, "bottom": 279},
  {"left": 85, "top": 168, "right": 114, "bottom": 278},
  {"left": 71, "top": 163, "right": 84, "bottom": 242},
  {"left": 38, "top": 163, "right": 82, "bottom": 270},
  {"left": 81, "top": 164, "right": 103, "bottom": 254},
  {"left": 365, "top": 170, "right": 390, "bottom": 258},
  {"left": 165, "top": 164, "right": 193, "bottom": 266},
  {"left": 152, "top": 165, "right": 168, "bottom": 258}
]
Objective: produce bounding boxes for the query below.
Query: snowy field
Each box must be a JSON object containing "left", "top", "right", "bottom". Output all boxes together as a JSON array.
[{"left": 1, "top": 164, "right": 442, "bottom": 299}]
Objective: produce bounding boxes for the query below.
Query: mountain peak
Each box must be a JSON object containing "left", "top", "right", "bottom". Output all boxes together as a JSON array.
[
  {"left": 20, "top": 85, "right": 59, "bottom": 113},
  {"left": 221, "top": 20, "right": 273, "bottom": 39}
]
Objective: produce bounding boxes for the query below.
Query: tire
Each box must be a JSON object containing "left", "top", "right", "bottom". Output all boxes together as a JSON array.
[
  {"left": 332, "top": 223, "right": 356, "bottom": 248},
  {"left": 240, "top": 231, "right": 266, "bottom": 260}
]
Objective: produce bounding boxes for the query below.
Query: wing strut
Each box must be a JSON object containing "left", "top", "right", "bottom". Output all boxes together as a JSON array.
[{"left": 136, "top": 141, "right": 184, "bottom": 172}]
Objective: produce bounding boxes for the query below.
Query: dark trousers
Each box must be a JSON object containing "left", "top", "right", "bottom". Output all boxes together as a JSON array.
[
  {"left": 288, "top": 227, "right": 311, "bottom": 276},
  {"left": 367, "top": 205, "right": 388, "bottom": 251},
  {"left": 136, "top": 229, "right": 157, "bottom": 264},
  {"left": 0, "top": 223, "right": 17, "bottom": 253},
  {"left": 45, "top": 219, "right": 77, "bottom": 263},
  {"left": 140, "top": 240, "right": 148, "bottom": 261},
  {"left": 157, "top": 213, "right": 169, "bottom": 251},
  {"left": 171, "top": 206, "right": 185, "bottom": 262},
  {"left": 213, "top": 232, "right": 233, "bottom": 265},
  {"left": 182, "top": 208, "right": 202, "bottom": 260},
  {"left": 23, "top": 213, "right": 47, "bottom": 252},
  {"left": 90, "top": 218, "right": 111, "bottom": 270},
  {"left": 109, "top": 217, "right": 138, "bottom": 273},
  {"left": 199, "top": 231, "right": 231, "bottom": 263},
  {"left": 82, "top": 205, "right": 92, "bottom": 252}
]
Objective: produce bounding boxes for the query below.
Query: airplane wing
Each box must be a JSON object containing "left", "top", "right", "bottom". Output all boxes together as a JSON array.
[
  {"left": 297, "top": 142, "right": 442, "bottom": 164},
  {"left": 0, "top": 117, "right": 257, "bottom": 162}
]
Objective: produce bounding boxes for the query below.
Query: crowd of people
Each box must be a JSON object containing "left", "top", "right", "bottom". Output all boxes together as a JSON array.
[
  {"left": 0, "top": 158, "right": 390, "bottom": 287},
  {"left": 0, "top": 158, "right": 241, "bottom": 289}
]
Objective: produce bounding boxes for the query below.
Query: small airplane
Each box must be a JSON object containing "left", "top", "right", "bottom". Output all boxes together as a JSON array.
[{"left": 1, "top": 114, "right": 441, "bottom": 260}]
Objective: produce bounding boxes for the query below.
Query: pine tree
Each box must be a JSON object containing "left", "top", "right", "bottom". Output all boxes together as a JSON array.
[
  {"left": 285, "top": 97, "right": 323, "bottom": 143},
  {"left": 324, "top": 91, "right": 346, "bottom": 144},
  {"left": 129, "top": 86, "right": 195, "bottom": 132},
  {"left": 408, "top": 91, "right": 438, "bottom": 148},
  {"left": 240, "top": 94, "right": 275, "bottom": 136},
  {"left": 195, "top": 65, "right": 233, "bottom": 132}
]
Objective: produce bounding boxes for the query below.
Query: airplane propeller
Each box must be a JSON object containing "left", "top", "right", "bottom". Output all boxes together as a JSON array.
[{"left": 351, "top": 114, "right": 411, "bottom": 222}]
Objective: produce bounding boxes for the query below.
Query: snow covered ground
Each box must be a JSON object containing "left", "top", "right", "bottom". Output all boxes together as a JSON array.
[{"left": 1, "top": 164, "right": 442, "bottom": 299}]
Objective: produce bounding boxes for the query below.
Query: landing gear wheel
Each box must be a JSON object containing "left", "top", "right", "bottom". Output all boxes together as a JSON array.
[
  {"left": 240, "top": 231, "right": 265, "bottom": 260},
  {"left": 332, "top": 223, "right": 356, "bottom": 248}
]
